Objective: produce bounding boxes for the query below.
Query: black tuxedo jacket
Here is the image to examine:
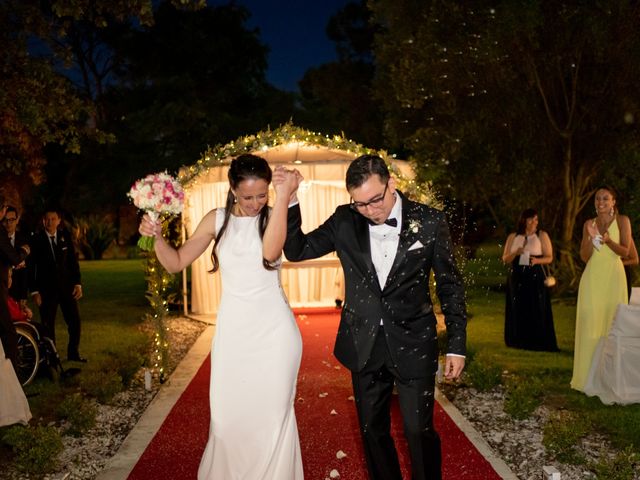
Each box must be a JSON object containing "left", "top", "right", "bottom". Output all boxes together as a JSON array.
[
  {"left": 284, "top": 192, "right": 466, "bottom": 378},
  {"left": 28, "top": 229, "right": 81, "bottom": 296}
]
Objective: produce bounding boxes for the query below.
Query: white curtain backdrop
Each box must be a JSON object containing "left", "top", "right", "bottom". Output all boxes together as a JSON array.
[{"left": 184, "top": 178, "right": 350, "bottom": 314}]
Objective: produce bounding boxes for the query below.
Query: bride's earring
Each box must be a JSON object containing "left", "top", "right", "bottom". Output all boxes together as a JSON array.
[{"left": 609, "top": 207, "right": 614, "bottom": 216}]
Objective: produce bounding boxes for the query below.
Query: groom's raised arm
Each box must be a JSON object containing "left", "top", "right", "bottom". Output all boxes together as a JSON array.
[{"left": 283, "top": 203, "right": 337, "bottom": 261}]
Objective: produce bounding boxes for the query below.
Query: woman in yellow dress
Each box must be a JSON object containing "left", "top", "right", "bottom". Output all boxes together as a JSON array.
[{"left": 571, "top": 186, "right": 631, "bottom": 391}]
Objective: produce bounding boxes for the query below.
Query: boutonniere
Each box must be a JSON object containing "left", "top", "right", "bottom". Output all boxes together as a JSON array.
[{"left": 408, "top": 219, "right": 420, "bottom": 234}]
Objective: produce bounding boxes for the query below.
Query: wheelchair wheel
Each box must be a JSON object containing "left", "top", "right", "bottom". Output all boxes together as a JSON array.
[
  {"left": 40, "top": 337, "right": 62, "bottom": 382},
  {"left": 15, "top": 326, "right": 40, "bottom": 386}
]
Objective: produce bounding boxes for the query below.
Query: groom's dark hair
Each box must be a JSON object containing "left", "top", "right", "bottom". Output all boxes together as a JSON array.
[{"left": 345, "top": 155, "right": 390, "bottom": 191}]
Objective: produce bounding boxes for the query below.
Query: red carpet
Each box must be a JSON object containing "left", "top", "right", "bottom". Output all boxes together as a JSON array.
[{"left": 128, "top": 308, "right": 502, "bottom": 479}]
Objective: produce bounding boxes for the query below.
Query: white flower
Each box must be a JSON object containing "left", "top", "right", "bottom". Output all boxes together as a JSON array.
[
  {"left": 408, "top": 219, "right": 421, "bottom": 233},
  {"left": 128, "top": 171, "right": 184, "bottom": 215}
]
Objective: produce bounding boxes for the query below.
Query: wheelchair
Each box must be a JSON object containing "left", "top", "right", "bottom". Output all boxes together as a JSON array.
[{"left": 14, "top": 321, "right": 63, "bottom": 386}]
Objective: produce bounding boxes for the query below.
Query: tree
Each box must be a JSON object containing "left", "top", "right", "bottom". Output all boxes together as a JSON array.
[
  {"left": 56, "top": 1, "right": 297, "bottom": 213},
  {"left": 0, "top": 0, "right": 203, "bottom": 202},
  {"left": 297, "top": 0, "right": 384, "bottom": 147},
  {"left": 371, "top": 0, "right": 640, "bottom": 284}
]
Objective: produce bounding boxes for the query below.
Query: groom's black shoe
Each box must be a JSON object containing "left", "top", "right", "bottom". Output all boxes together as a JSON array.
[{"left": 68, "top": 355, "right": 87, "bottom": 363}]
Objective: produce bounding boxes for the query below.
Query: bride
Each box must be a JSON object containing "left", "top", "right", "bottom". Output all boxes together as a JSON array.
[
  {"left": 0, "top": 340, "right": 32, "bottom": 427},
  {"left": 139, "top": 155, "right": 304, "bottom": 479}
]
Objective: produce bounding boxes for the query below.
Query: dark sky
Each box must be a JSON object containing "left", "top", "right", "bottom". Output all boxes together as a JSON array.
[{"left": 231, "top": 0, "right": 353, "bottom": 92}]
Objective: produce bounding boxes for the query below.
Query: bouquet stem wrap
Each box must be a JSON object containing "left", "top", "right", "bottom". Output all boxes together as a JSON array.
[{"left": 137, "top": 211, "right": 159, "bottom": 251}]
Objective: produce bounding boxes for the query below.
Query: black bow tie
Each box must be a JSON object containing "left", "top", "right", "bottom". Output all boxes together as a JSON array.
[{"left": 367, "top": 217, "right": 397, "bottom": 227}]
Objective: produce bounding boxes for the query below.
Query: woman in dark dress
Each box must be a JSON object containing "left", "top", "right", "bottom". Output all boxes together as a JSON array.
[{"left": 501, "top": 209, "right": 559, "bottom": 351}]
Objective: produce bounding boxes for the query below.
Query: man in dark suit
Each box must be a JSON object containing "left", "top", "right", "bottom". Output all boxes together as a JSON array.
[
  {"left": 29, "top": 208, "right": 86, "bottom": 362},
  {"left": 281, "top": 155, "right": 466, "bottom": 480},
  {"left": 0, "top": 200, "right": 30, "bottom": 370},
  {"left": 3, "top": 206, "right": 30, "bottom": 304}
]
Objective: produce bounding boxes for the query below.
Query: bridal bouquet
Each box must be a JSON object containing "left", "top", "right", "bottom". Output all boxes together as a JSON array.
[{"left": 128, "top": 172, "right": 184, "bottom": 251}]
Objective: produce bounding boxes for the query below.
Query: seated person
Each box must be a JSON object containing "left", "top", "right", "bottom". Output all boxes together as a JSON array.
[{"left": 7, "top": 268, "right": 33, "bottom": 322}]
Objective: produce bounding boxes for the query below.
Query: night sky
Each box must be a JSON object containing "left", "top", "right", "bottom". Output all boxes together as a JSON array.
[{"left": 228, "top": 0, "right": 353, "bottom": 92}]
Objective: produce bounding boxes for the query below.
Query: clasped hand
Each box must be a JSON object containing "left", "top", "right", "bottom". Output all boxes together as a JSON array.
[
  {"left": 587, "top": 222, "right": 608, "bottom": 248},
  {"left": 272, "top": 166, "right": 303, "bottom": 201}
]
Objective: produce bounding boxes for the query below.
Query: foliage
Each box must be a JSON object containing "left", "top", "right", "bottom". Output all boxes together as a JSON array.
[
  {"left": 1, "top": 424, "right": 63, "bottom": 474},
  {"left": 297, "top": 1, "right": 384, "bottom": 147},
  {"left": 103, "top": 344, "right": 147, "bottom": 388},
  {"left": 182, "top": 122, "right": 435, "bottom": 205},
  {"left": 56, "top": 393, "right": 97, "bottom": 437},
  {"left": 0, "top": 0, "right": 204, "bottom": 207},
  {"left": 75, "top": 214, "right": 117, "bottom": 259},
  {"left": 464, "top": 350, "right": 502, "bottom": 391},
  {"left": 141, "top": 215, "right": 182, "bottom": 382},
  {"left": 591, "top": 445, "right": 638, "bottom": 480},
  {"left": 0, "top": 1, "right": 92, "bottom": 179},
  {"left": 79, "top": 366, "right": 123, "bottom": 403},
  {"left": 503, "top": 376, "right": 543, "bottom": 419},
  {"left": 543, "top": 411, "right": 590, "bottom": 464},
  {"left": 370, "top": 0, "right": 640, "bottom": 285},
  {"left": 298, "top": 61, "right": 384, "bottom": 148},
  {"left": 76, "top": 2, "right": 296, "bottom": 209}
]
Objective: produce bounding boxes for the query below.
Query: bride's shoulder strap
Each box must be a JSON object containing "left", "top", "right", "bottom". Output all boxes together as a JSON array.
[{"left": 214, "top": 208, "right": 226, "bottom": 236}]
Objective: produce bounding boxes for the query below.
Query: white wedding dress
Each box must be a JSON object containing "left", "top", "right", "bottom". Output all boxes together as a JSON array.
[
  {"left": 0, "top": 341, "right": 32, "bottom": 427},
  {"left": 198, "top": 209, "right": 304, "bottom": 480}
]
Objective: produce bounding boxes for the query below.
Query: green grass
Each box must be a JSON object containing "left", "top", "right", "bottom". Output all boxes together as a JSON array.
[
  {"left": 462, "top": 244, "right": 640, "bottom": 453},
  {"left": 23, "top": 259, "right": 150, "bottom": 419},
  {"left": 10, "top": 251, "right": 640, "bottom": 466}
]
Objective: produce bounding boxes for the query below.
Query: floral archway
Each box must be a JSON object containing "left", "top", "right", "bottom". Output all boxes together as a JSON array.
[{"left": 179, "top": 123, "right": 433, "bottom": 317}]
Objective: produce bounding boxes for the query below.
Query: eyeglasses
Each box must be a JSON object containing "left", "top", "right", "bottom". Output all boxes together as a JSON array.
[
  {"left": 2, "top": 217, "right": 17, "bottom": 223},
  {"left": 350, "top": 183, "right": 389, "bottom": 211}
]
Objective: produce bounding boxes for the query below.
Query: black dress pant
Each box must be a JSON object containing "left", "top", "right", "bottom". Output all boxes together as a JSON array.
[
  {"left": 351, "top": 328, "right": 442, "bottom": 480},
  {"left": 39, "top": 289, "right": 81, "bottom": 359}
]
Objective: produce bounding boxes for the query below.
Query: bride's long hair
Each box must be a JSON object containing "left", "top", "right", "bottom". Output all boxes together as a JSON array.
[{"left": 210, "top": 154, "right": 275, "bottom": 272}]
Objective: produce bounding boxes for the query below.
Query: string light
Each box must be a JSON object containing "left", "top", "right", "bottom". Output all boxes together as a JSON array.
[
  {"left": 142, "top": 216, "right": 178, "bottom": 384},
  {"left": 177, "top": 121, "right": 437, "bottom": 206},
  {"left": 145, "top": 123, "right": 439, "bottom": 381}
]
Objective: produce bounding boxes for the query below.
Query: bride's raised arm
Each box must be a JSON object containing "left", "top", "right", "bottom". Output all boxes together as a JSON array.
[
  {"left": 139, "top": 209, "right": 217, "bottom": 273},
  {"left": 263, "top": 168, "right": 302, "bottom": 263}
]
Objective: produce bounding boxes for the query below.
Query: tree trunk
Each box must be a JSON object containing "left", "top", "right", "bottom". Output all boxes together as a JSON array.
[
  {"left": 558, "top": 136, "right": 593, "bottom": 288},
  {"left": 559, "top": 140, "right": 576, "bottom": 281}
]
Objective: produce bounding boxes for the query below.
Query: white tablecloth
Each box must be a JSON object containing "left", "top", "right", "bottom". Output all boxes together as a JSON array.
[{"left": 584, "top": 303, "right": 640, "bottom": 405}]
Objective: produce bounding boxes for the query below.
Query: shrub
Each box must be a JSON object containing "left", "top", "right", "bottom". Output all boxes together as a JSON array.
[
  {"left": 75, "top": 214, "right": 117, "bottom": 260},
  {"left": 80, "top": 367, "right": 123, "bottom": 403},
  {"left": 591, "top": 445, "right": 638, "bottom": 480},
  {"left": 1, "top": 424, "right": 63, "bottom": 474},
  {"left": 464, "top": 351, "right": 502, "bottom": 391},
  {"left": 104, "top": 347, "right": 145, "bottom": 388},
  {"left": 56, "top": 393, "right": 97, "bottom": 437},
  {"left": 543, "top": 411, "right": 590, "bottom": 465},
  {"left": 503, "top": 376, "right": 543, "bottom": 419}
]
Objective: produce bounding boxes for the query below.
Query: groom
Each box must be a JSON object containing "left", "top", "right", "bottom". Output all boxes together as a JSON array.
[{"left": 282, "top": 155, "right": 466, "bottom": 480}]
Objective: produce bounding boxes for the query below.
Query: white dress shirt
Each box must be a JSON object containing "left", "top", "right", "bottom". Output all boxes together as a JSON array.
[{"left": 369, "top": 194, "right": 402, "bottom": 290}]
